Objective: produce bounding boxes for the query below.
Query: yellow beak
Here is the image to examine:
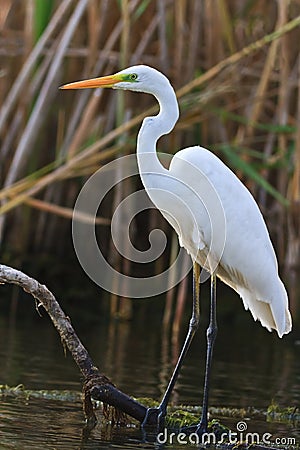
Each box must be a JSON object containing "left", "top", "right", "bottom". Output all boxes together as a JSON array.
[{"left": 60, "top": 74, "right": 123, "bottom": 90}]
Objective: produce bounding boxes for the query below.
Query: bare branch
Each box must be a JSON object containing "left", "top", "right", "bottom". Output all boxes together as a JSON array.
[{"left": 0, "top": 264, "right": 154, "bottom": 426}]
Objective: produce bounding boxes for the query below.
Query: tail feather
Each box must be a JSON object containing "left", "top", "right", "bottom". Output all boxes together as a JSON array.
[
  {"left": 269, "top": 279, "right": 292, "bottom": 337},
  {"left": 238, "top": 282, "right": 292, "bottom": 338}
]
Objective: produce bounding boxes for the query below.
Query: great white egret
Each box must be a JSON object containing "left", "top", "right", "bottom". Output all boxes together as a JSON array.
[{"left": 61, "top": 65, "right": 292, "bottom": 433}]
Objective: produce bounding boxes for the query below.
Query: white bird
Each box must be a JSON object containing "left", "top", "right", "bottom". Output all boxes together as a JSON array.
[{"left": 61, "top": 65, "right": 292, "bottom": 433}]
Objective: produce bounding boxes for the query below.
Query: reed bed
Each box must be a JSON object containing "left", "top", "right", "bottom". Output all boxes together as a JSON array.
[{"left": 0, "top": 0, "right": 299, "bottom": 319}]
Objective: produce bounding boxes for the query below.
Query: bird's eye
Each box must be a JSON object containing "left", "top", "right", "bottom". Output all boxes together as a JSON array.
[{"left": 130, "top": 73, "right": 138, "bottom": 81}]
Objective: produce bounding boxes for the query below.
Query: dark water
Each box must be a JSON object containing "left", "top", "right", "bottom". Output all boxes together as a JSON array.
[{"left": 0, "top": 285, "right": 299, "bottom": 449}]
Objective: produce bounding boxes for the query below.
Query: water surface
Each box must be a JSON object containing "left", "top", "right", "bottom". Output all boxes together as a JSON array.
[{"left": 0, "top": 286, "right": 299, "bottom": 449}]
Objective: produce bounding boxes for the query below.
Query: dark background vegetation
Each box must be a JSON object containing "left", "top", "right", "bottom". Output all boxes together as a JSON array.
[{"left": 0, "top": 0, "right": 299, "bottom": 326}]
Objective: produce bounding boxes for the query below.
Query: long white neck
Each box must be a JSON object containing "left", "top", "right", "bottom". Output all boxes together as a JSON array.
[{"left": 137, "top": 83, "right": 179, "bottom": 187}]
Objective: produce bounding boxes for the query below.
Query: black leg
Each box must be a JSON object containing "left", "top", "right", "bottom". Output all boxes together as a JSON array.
[
  {"left": 142, "top": 262, "right": 201, "bottom": 428},
  {"left": 197, "top": 272, "right": 218, "bottom": 433}
]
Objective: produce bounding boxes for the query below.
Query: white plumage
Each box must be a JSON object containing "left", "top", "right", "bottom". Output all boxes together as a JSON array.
[
  {"left": 169, "top": 146, "right": 291, "bottom": 337},
  {"left": 125, "top": 65, "right": 292, "bottom": 338}
]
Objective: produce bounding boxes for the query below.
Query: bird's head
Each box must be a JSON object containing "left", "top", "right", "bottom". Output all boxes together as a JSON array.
[{"left": 60, "top": 65, "right": 170, "bottom": 96}]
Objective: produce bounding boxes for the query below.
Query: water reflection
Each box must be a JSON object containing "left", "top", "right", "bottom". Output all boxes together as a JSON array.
[{"left": 0, "top": 286, "right": 299, "bottom": 449}]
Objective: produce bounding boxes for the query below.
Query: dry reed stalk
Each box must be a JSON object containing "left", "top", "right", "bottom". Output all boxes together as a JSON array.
[
  {"left": 235, "top": 5, "right": 284, "bottom": 194},
  {"left": 0, "top": 0, "right": 11, "bottom": 30},
  {"left": 284, "top": 53, "right": 300, "bottom": 314},
  {"left": 120, "top": 0, "right": 130, "bottom": 68},
  {"left": 131, "top": 14, "right": 159, "bottom": 65},
  {"left": 157, "top": 0, "right": 168, "bottom": 71},
  {"left": 24, "top": 1, "right": 34, "bottom": 58},
  {"left": 173, "top": 0, "right": 185, "bottom": 86},
  {"left": 1, "top": 1, "right": 300, "bottom": 320},
  {"left": 244, "top": 28, "right": 280, "bottom": 138},
  {"left": 86, "top": 0, "right": 100, "bottom": 74},
  {"left": 2, "top": 13, "right": 299, "bottom": 217},
  {"left": 172, "top": 252, "right": 190, "bottom": 338},
  {"left": 177, "top": 14, "right": 300, "bottom": 98},
  {"left": 109, "top": 0, "right": 136, "bottom": 317},
  {"left": 218, "top": 0, "right": 236, "bottom": 54},
  {"left": 163, "top": 232, "right": 179, "bottom": 329},
  {"left": 66, "top": 90, "right": 105, "bottom": 160},
  {"left": 25, "top": 197, "right": 110, "bottom": 225},
  {"left": 276, "top": 1, "right": 290, "bottom": 259},
  {"left": 185, "top": 0, "right": 202, "bottom": 82},
  {"left": 3, "top": 0, "right": 89, "bottom": 190},
  {"left": 0, "top": 0, "right": 73, "bottom": 133}
]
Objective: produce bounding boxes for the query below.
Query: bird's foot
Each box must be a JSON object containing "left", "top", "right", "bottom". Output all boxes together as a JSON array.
[
  {"left": 181, "top": 420, "right": 207, "bottom": 436},
  {"left": 196, "top": 420, "right": 207, "bottom": 435},
  {"left": 141, "top": 406, "right": 166, "bottom": 429},
  {"left": 182, "top": 418, "right": 230, "bottom": 443}
]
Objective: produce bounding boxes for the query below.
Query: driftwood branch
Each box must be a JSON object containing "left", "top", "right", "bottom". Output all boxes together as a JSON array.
[{"left": 0, "top": 264, "right": 156, "bottom": 426}]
